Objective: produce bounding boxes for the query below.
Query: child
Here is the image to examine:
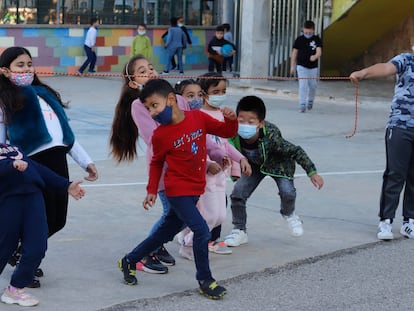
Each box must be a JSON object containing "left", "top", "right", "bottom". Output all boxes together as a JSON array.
[
  {"left": 349, "top": 53, "right": 414, "bottom": 240},
  {"left": 130, "top": 23, "right": 152, "bottom": 60},
  {"left": 0, "top": 46, "right": 98, "bottom": 287},
  {"left": 224, "top": 95, "right": 324, "bottom": 247},
  {"left": 0, "top": 143, "right": 84, "bottom": 307},
  {"left": 110, "top": 57, "right": 226, "bottom": 271},
  {"left": 222, "top": 23, "right": 234, "bottom": 72},
  {"left": 78, "top": 17, "right": 99, "bottom": 75},
  {"left": 176, "top": 75, "right": 251, "bottom": 256},
  {"left": 162, "top": 17, "right": 187, "bottom": 75},
  {"left": 118, "top": 78, "right": 238, "bottom": 300},
  {"left": 206, "top": 25, "right": 236, "bottom": 74}
]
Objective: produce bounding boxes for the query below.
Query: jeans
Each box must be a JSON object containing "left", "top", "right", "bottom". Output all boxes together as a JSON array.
[
  {"left": 230, "top": 165, "right": 296, "bottom": 231},
  {"left": 127, "top": 195, "right": 212, "bottom": 281},
  {"left": 296, "top": 65, "right": 318, "bottom": 109},
  {"left": 165, "top": 47, "right": 183, "bottom": 72},
  {"left": 380, "top": 127, "right": 414, "bottom": 219},
  {"left": 79, "top": 45, "right": 96, "bottom": 73}
]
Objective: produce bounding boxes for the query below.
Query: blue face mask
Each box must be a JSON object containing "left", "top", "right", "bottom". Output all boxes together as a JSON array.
[
  {"left": 238, "top": 124, "right": 258, "bottom": 139},
  {"left": 304, "top": 33, "right": 313, "bottom": 39},
  {"left": 208, "top": 94, "right": 227, "bottom": 108},
  {"left": 188, "top": 97, "right": 204, "bottom": 110},
  {"left": 153, "top": 105, "right": 173, "bottom": 125}
]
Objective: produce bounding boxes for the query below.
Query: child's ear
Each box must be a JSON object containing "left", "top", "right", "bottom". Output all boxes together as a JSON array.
[
  {"left": 128, "top": 80, "right": 138, "bottom": 89},
  {"left": 258, "top": 120, "right": 265, "bottom": 128},
  {"left": 167, "top": 92, "right": 177, "bottom": 106}
]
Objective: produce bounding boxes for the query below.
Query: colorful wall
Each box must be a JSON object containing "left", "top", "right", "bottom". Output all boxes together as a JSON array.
[{"left": 0, "top": 26, "right": 214, "bottom": 75}]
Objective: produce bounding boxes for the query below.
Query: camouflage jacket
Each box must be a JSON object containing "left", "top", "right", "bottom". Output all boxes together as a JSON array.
[{"left": 229, "top": 121, "right": 317, "bottom": 179}]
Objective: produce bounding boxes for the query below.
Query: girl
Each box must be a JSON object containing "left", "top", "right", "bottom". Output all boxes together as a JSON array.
[
  {"left": 174, "top": 76, "right": 251, "bottom": 256},
  {"left": 0, "top": 46, "right": 98, "bottom": 287}
]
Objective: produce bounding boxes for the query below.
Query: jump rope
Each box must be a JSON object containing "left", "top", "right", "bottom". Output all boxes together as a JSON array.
[{"left": 34, "top": 72, "right": 360, "bottom": 139}]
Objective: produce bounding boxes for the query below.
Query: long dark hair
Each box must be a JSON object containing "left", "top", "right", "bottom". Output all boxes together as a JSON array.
[
  {"left": 109, "top": 55, "right": 147, "bottom": 162},
  {"left": 0, "top": 46, "right": 66, "bottom": 122}
]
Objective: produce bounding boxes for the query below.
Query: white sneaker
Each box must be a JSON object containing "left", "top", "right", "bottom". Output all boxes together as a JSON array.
[
  {"left": 377, "top": 219, "right": 393, "bottom": 240},
  {"left": 400, "top": 218, "right": 414, "bottom": 239},
  {"left": 284, "top": 213, "right": 304, "bottom": 237},
  {"left": 224, "top": 229, "right": 248, "bottom": 247},
  {"left": 1, "top": 286, "right": 39, "bottom": 307}
]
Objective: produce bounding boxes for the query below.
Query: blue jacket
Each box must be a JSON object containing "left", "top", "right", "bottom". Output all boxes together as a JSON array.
[
  {"left": 6, "top": 85, "right": 75, "bottom": 155},
  {"left": 0, "top": 143, "right": 70, "bottom": 204},
  {"left": 165, "top": 26, "right": 187, "bottom": 49}
]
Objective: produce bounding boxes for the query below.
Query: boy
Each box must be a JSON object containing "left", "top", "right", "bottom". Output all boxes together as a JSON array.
[
  {"left": 0, "top": 143, "right": 84, "bottom": 307},
  {"left": 206, "top": 25, "right": 236, "bottom": 74},
  {"left": 224, "top": 96, "right": 324, "bottom": 247},
  {"left": 118, "top": 79, "right": 238, "bottom": 299},
  {"left": 290, "top": 20, "right": 322, "bottom": 112},
  {"left": 130, "top": 23, "right": 152, "bottom": 60},
  {"left": 350, "top": 53, "right": 414, "bottom": 240},
  {"left": 78, "top": 17, "right": 99, "bottom": 75},
  {"left": 222, "top": 23, "right": 234, "bottom": 72}
]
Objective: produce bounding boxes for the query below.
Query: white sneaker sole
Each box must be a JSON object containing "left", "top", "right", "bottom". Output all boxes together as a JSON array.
[{"left": 1, "top": 295, "right": 39, "bottom": 307}]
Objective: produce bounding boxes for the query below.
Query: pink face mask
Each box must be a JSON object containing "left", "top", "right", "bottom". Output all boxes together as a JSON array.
[{"left": 9, "top": 72, "right": 34, "bottom": 86}]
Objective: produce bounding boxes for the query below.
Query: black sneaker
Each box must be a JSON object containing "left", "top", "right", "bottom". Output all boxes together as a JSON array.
[
  {"left": 27, "top": 279, "right": 41, "bottom": 288},
  {"left": 136, "top": 255, "right": 168, "bottom": 274},
  {"left": 154, "top": 245, "right": 176, "bottom": 266},
  {"left": 8, "top": 249, "right": 21, "bottom": 267},
  {"left": 198, "top": 278, "right": 227, "bottom": 299},
  {"left": 34, "top": 268, "right": 44, "bottom": 278},
  {"left": 118, "top": 256, "right": 137, "bottom": 285}
]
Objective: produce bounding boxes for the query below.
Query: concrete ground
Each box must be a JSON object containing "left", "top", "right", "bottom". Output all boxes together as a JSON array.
[{"left": 0, "top": 71, "right": 405, "bottom": 311}]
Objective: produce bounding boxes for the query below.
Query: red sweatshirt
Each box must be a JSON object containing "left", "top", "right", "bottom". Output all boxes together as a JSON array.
[{"left": 147, "top": 110, "right": 238, "bottom": 197}]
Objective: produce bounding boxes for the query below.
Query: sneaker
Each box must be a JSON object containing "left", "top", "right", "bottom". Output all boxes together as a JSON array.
[
  {"left": 400, "top": 218, "right": 414, "bottom": 239},
  {"left": 198, "top": 278, "right": 227, "bottom": 300},
  {"left": 208, "top": 241, "right": 232, "bottom": 254},
  {"left": 179, "top": 245, "right": 194, "bottom": 261},
  {"left": 136, "top": 255, "right": 168, "bottom": 274},
  {"left": 224, "top": 229, "right": 248, "bottom": 247},
  {"left": 7, "top": 249, "right": 21, "bottom": 267},
  {"left": 161, "top": 71, "right": 169, "bottom": 75},
  {"left": 1, "top": 286, "right": 39, "bottom": 307},
  {"left": 284, "top": 213, "right": 304, "bottom": 237},
  {"left": 299, "top": 108, "right": 305, "bottom": 113},
  {"left": 179, "top": 71, "right": 184, "bottom": 75},
  {"left": 88, "top": 70, "right": 96, "bottom": 73},
  {"left": 307, "top": 101, "right": 313, "bottom": 110},
  {"left": 34, "top": 268, "right": 43, "bottom": 278},
  {"left": 76, "top": 70, "right": 83, "bottom": 76},
  {"left": 378, "top": 219, "right": 393, "bottom": 240},
  {"left": 118, "top": 256, "right": 137, "bottom": 285},
  {"left": 154, "top": 245, "right": 176, "bottom": 266},
  {"left": 27, "top": 279, "right": 40, "bottom": 288}
]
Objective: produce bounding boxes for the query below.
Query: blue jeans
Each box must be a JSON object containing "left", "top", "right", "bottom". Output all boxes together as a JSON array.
[
  {"left": 297, "top": 65, "right": 318, "bottom": 109},
  {"left": 127, "top": 195, "right": 212, "bottom": 281},
  {"left": 165, "top": 47, "right": 183, "bottom": 72},
  {"left": 230, "top": 164, "right": 296, "bottom": 231},
  {"left": 79, "top": 45, "right": 96, "bottom": 73}
]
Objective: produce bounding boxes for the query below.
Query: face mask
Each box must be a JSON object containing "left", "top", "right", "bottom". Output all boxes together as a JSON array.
[
  {"left": 208, "top": 94, "right": 226, "bottom": 108},
  {"left": 138, "top": 30, "right": 146, "bottom": 36},
  {"left": 304, "top": 33, "right": 313, "bottom": 39},
  {"left": 178, "top": 23, "right": 184, "bottom": 27},
  {"left": 9, "top": 72, "right": 34, "bottom": 86},
  {"left": 188, "top": 97, "right": 204, "bottom": 110},
  {"left": 238, "top": 124, "right": 258, "bottom": 139},
  {"left": 153, "top": 104, "right": 173, "bottom": 125}
]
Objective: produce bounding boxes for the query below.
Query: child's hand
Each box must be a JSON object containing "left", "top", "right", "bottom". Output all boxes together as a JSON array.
[
  {"left": 68, "top": 180, "right": 85, "bottom": 200},
  {"left": 310, "top": 173, "right": 324, "bottom": 189},
  {"left": 240, "top": 158, "right": 252, "bottom": 176},
  {"left": 85, "top": 163, "right": 98, "bottom": 181},
  {"left": 207, "top": 162, "right": 222, "bottom": 175},
  {"left": 222, "top": 156, "right": 231, "bottom": 170},
  {"left": 13, "top": 159, "right": 28, "bottom": 172},
  {"left": 221, "top": 107, "right": 237, "bottom": 120},
  {"left": 143, "top": 193, "right": 157, "bottom": 210}
]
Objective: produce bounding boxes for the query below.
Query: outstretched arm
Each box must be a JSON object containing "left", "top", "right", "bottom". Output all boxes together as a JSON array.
[{"left": 349, "top": 62, "right": 397, "bottom": 83}]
